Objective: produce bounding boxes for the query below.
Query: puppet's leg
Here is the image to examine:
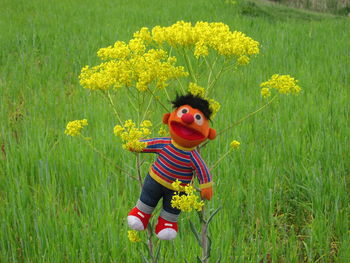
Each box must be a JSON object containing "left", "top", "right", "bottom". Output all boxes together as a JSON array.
[
  {"left": 155, "top": 188, "right": 182, "bottom": 240},
  {"left": 127, "top": 174, "right": 162, "bottom": 231}
]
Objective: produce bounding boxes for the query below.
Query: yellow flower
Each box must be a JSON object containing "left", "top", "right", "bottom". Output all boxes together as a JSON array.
[
  {"left": 114, "top": 119, "right": 151, "bottom": 152},
  {"left": 64, "top": 119, "right": 88, "bottom": 137},
  {"left": 171, "top": 179, "right": 183, "bottom": 191},
  {"left": 209, "top": 98, "right": 221, "bottom": 119},
  {"left": 188, "top": 82, "right": 205, "bottom": 98},
  {"left": 237, "top": 55, "right": 250, "bottom": 65},
  {"left": 194, "top": 41, "right": 209, "bottom": 58},
  {"left": 97, "top": 41, "right": 130, "bottom": 60},
  {"left": 133, "top": 27, "right": 152, "bottom": 43},
  {"left": 127, "top": 230, "right": 141, "bottom": 242},
  {"left": 80, "top": 41, "right": 188, "bottom": 92},
  {"left": 158, "top": 127, "right": 168, "bottom": 136},
  {"left": 230, "top": 140, "right": 240, "bottom": 149},
  {"left": 261, "top": 87, "right": 271, "bottom": 98},
  {"left": 141, "top": 120, "right": 152, "bottom": 127},
  {"left": 113, "top": 125, "right": 124, "bottom": 136},
  {"left": 260, "top": 74, "right": 301, "bottom": 97},
  {"left": 171, "top": 180, "right": 204, "bottom": 212},
  {"left": 149, "top": 21, "right": 259, "bottom": 64}
]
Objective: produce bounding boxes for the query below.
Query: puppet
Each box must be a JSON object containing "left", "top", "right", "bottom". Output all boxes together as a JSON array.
[{"left": 127, "top": 93, "right": 216, "bottom": 240}]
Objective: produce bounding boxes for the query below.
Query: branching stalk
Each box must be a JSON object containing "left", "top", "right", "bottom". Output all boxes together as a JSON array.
[
  {"left": 182, "top": 48, "right": 197, "bottom": 83},
  {"left": 100, "top": 91, "right": 123, "bottom": 125},
  {"left": 201, "top": 206, "right": 209, "bottom": 263},
  {"left": 210, "top": 149, "right": 233, "bottom": 172},
  {"left": 217, "top": 95, "right": 278, "bottom": 136},
  {"left": 175, "top": 77, "right": 186, "bottom": 94},
  {"left": 81, "top": 136, "right": 136, "bottom": 180},
  {"left": 146, "top": 87, "right": 170, "bottom": 112}
]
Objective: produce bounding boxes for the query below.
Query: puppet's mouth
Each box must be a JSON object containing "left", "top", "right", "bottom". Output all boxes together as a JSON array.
[{"left": 170, "top": 121, "right": 205, "bottom": 141}]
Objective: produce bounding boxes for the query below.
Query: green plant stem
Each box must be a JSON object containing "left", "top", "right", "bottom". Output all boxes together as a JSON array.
[
  {"left": 137, "top": 89, "right": 141, "bottom": 124},
  {"left": 209, "top": 148, "right": 233, "bottom": 172},
  {"left": 201, "top": 206, "right": 209, "bottom": 263},
  {"left": 207, "top": 62, "right": 226, "bottom": 95},
  {"left": 125, "top": 89, "right": 139, "bottom": 114},
  {"left": 175, "top": 77, "right": 186, "bottom": 94},
  {"left": 182, "top": 48, "right": 197, "bottom": 83},
  {"left": 217, "top": 95, "right": 278, "bottom": 136},
  {"left": 135, "top": 153, "right": 143, "bottom": 188},
  {"left": 204, "top": 56, "right": 219, "bottom": 95},
  {"left": 141, "top": 90, "right": 156, "bottom": 123},
  {"left": 101, "top": 91, "right": 123, "bottom": 125},
  {"left": 81, "top": 136, "right": 136, "bottom": 180},
  {"left": 163, "top": 86, "right": 171, "bottom": 101},
  {"left": 146, "top": 87, "right": 170, "bottom": 112}
]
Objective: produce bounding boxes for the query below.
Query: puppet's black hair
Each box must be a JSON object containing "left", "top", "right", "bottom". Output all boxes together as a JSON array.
[{"left": 171, "top": 93, "right": 212, "bottom": 120}]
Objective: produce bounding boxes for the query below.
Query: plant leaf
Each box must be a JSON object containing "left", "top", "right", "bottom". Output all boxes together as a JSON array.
[
  {"left": 189, "top": 220, "right": 202, "bottom": 247},
  {"left": 216, "top": 253, "right": 222, "bottom": 263},
  {"left": 155, "top": 242, "right": 161, "bottom": 262},
  {"left": 207, "top": 206, "right": 222, "bottom": 225},
  {"left": 139, "top": 249, "right": 148, "bottom": 263}
]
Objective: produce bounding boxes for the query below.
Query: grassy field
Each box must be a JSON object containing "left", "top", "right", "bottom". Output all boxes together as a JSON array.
[
  {"left": 1, "top": 0, "right": 349, "bottom": 262},
  {"left": 267, "top": 0, "right": 350, "bottom": 14}
]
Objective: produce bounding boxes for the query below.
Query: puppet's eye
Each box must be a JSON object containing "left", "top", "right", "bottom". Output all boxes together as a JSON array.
[
  {"left": 177, "top": 107, "right": 189, "bottom": 118},
  {"left": 194, "top": 113, "right": 204, "bottom": 125}
]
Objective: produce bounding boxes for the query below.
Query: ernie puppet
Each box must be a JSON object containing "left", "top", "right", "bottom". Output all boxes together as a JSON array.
[{"left": 127, "top": 93, "right": 216, "bottom": 240}]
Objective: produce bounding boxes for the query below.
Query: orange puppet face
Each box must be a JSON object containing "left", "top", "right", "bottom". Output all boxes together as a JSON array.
[{"left": 163, "top": 105, "right": 216, "bottom": 148}]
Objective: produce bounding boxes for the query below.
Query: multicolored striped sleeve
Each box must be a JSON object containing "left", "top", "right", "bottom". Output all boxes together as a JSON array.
[
  {"left": 140, "top": 137, "right": 171, "bottom": 154},
  {"left": 190, "top": 150, "right": 212, "bottom": 189}
]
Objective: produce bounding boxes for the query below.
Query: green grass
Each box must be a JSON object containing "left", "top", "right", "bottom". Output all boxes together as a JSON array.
[{"left": 1, "top": 0, "right": 349, "bottom": 262}]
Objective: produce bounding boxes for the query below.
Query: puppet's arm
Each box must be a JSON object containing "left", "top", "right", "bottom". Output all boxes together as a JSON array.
[
  {"left": 191, "top": 151, "right": 213, "bottom": 200},
  {"left": 137, "top": 137, "right": 170, "bottom": 153}
]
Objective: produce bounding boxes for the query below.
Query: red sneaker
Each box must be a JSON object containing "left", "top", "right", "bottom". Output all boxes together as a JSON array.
[
  {"left": 127, "top": 207, "right": 151, "bottom": 231},
  {"left": 155, "top": 217, "right": 178, "bottom": 240}
]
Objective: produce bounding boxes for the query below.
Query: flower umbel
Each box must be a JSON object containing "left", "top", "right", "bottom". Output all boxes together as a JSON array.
[
  {"left": 114, "top": 120, "right": 152, "bottom": 152},
  {"left": 128, "top": 230, "right": 141, "bottom": 242},
  {"left": 171, "top": 180, "right": 204, "bottom": 212},
  {"left": 151, "top": 21, "right": 260, "bottom": 64},
  {"left": 158, "top": 127, "right": 169, "bottom": 136},
  {"left": 188, "top": 82, "right": 205, "bottom": 98},
  {"left": 64, "top": 119, "right": 88, "bottom": 137},
  {"left": 209, "top": 98, "right": 221, "bottom": 119},
  {"left": 260, "top": 74, "right": 301, "bottom": 98},
  {"left": 230, "top": 140, "right": 240, "bottom": 149},
  {"left": 79, "top": 39, "right": 188, "bottom": 91}
]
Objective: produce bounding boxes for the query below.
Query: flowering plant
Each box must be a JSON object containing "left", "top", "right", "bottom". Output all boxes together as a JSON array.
[{"left": 65, "top": 21, "right": 301, "bottom": 263}]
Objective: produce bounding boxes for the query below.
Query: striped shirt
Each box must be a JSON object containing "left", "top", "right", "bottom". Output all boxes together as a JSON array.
[{"left": 140, "top": 137, "right": 212, "bottom": 191}]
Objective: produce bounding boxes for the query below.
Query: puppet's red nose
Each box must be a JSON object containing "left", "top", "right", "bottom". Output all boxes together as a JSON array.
[{"left": 181, "top": 113, "right": 194, "bottom": 124}]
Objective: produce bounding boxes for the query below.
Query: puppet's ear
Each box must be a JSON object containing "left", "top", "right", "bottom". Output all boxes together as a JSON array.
[
  {"left": 208, "top": 128, "right": 217, "bottom": 140},
  {"left": 162, "top": 113, "right": 171, "bottom": 124}
]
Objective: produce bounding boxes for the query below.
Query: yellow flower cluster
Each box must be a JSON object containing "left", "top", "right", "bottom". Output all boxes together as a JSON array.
[
  {"left": 150, "top": 21, "right": 260, "bottom": 62},
  {"left": 171, "top": 180, "right": 204, "bottom": 212},
  {"left": 230, "top": 140, "right": 240, "bottom": 149},
  {"left": 64, "top": 119, "right": 88, "bottom": 137},
  {"left": 260, "top": 74, "right": 302, "bottom": 98},
  {"left": 114, "top": 120, "right": 152, "bottom": 151},
  {"left": 79, "top": 37, "right": 188, "bottom": 91},
  {"left": 188, "top": 82, "right": 205, "bottom": 97},
  {"left": 158, "top": 127, "right": 168, "bottom": 136},
  {"left": 209, "top": 98, "right": 221, "bottom": 119},
  {"left": 127, "top": 230, "right": 141, "bottom": 242},
  {"left": 187, "top": 83, "right": 221, "bottom": 119}
]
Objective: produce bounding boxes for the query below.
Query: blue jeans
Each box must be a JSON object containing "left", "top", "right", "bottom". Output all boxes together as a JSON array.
[{"left": 140, "top": 174, "right": 181, "bottom": 215}]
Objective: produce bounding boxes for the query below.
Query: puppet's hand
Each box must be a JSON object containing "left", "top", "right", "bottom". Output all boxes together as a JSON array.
[{"left": 200, "top": 186, "right": 213, "bottom": 200}]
